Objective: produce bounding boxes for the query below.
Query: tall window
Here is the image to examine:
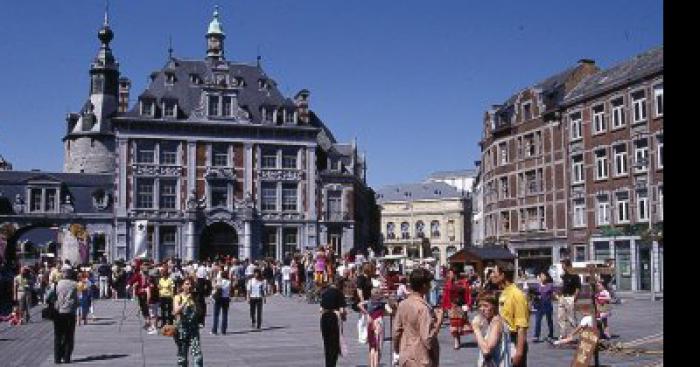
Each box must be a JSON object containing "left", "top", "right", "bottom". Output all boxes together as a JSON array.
[
  {"left": 264, "top": 227, "right": 278, "bottom": 258},
  {"left": 282, "top": 183, "right": 298, "bottom": 211},
  {"left": 614, "top": 144, "right": 628, "bottom": 176},
  {"left": 136, "top": 141, "right": 155, "bottom": 164},
  {"left": 222, "top": 96, "right": 234, "bottom": 117},
  {"left": 573, "top": 199, "right": 586, "bottom": 227},
  {"left": 657, "top": 135, "right": 663, "bottom": 169},
  {"left": 210, "top": 182, "right": 228, "bottom": 208},
  {"left": 634, "top": 138, "right": 649, "bottom": 172},
  {"left": 595, "top": 149, "right": 608, "bottom": 180},
  {"left": 616, "top": 193, "right": 630, "bottom": 223},
  {"left": 401, "top": 222, "right": 410, "bottom": 240},
  {"left": 499, "top": 176, "right": 509, "bottom": 198},
  {"left": 658, "top": 186, "right": 663, "bottom": 221},
  {"left": 261, "top": 148, "right": 277, "bottom": 168},
  {"left": 160, "top": 180, "right": 177, "bottom": 210},
  {"left": 499, "top": 142, "right": 508, "bottom": 165},
  {"left": 572, "top": 155, "right": 584, "bottom": 184},
  {"left": 522, "top": 102, "right": 532, "bottom": 121},
  {"left": 592, "top": 104, "right": 606, "bottom": 134},
  {"left": 597, "top": 199, "right": 610, "bottom": 226},
  {"left": 415, "top": 221, "right": 425, "bottom": 238},
  {"left": 611, "top": 97, "right": 625, "bottom": 129},
  {"left": 160, "top": 141, "right": 178, "bottom": 165},
  {"left": 30, "top": 188, "right": 42, "bottom": 212},
  {"left": 500, "top": 211, "right": 510, "bottom": 233},
  {"left": 212, "top": 144, "right": 229, "bottom": 167},
  {"left": 136, "top": 178, "right": 154, "bottom": 209},
  {"left": 282, "top": 149, "right": 298, "bottom": 169},
  {"left": 631, "top": 90, "right": 647, "bottom": 123},
  {"left": 327, "top": 190, "right": 342, "bottom": 220},
  {"left": 45, "top": 188, "right": 57, "bottom": 212},
  {"left": 637, "top": 192, "right": 649, "bottom": 222},
  {"left": 261, "top": 183, "right": 277, "bottom": 211},
  {"left": 653, "top": 83, "right": 663, "bottom": 117},
  {"left": 208, "top": 95, "right": 220, "bottom": 116},
  {"left": 282, "top": 228, "right": 298, "bottom": 256},
  {"left": 386, "top": 222, "right": 396, "bottom": 240},
  {"left": 430, "top": 221, "right": 440, "bottom": 238},
  {"left": 570, "top": 112, "right": 582, "bottom": 140},
  {"left": 447, "top": 220, "right": 455, "bottom": 241},
  {"left": 160, "top": 227, "right": 177, "bottom": 259}
]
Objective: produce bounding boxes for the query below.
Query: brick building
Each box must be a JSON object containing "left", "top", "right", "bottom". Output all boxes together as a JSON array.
[
  {"left": 479, "top": 61, "right": 598, "bottom": 274},
  {"left": 561, "top": 47, "right": 663, "bottom": 293}
]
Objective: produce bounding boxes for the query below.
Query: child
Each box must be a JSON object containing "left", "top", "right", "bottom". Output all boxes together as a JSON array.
[
  {"left": 361, "top": 288, "right": 393, "bottom": 367},
  {"left": 76, "top": 272, "right": 92, "bottom": 326},
  {"left": 552, "top": 304, "right": 598, "bottom": 346},
  {"left": 0, "top": 306, "right": 23, "bottom": 326}
]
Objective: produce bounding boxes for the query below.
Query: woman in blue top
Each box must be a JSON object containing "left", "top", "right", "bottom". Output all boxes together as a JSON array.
[{"left": 532, "top": 271, "right": 554, "bottom": 342}]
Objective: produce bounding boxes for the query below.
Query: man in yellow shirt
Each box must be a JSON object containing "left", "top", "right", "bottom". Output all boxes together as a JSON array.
[
  {"left": 158, "top": 266, "right": 175, "bottom": 327},
  {"left": 492, "top": 261, "right": 529, "bottom": 367}
]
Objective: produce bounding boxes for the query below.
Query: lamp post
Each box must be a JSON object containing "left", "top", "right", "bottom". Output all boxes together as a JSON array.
[{"left": 633, "top": 132, "right": 657, "bottom": 302}]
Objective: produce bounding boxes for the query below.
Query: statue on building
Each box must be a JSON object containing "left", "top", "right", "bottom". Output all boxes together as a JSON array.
[
  {"left": 13, "top": 194, "right": 24, "bottom": 214},
  {"left": 186, "top": 189, "right": 207, "bottom": 210}
]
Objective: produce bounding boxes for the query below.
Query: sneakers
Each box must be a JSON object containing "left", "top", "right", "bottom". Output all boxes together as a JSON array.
[{"left": 147, "top": 326, "right": 157, "bottom": 335}]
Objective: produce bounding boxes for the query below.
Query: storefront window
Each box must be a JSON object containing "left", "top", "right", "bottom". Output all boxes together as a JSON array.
[{"left": 615, "top": 240, "right": 632, "bottom": 291}]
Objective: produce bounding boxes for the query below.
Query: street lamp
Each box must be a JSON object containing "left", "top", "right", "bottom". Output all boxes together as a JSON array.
[{"left": 633, "top": 134, "right": 658, "bottom": 302}]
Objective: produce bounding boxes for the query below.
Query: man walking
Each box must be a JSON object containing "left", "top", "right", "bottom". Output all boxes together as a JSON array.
[
  {"left": 491, "top": 261, "right": 529, "bottom": 367},
  {"left": 393, "top": 267, "right": 444, "bottom": 367},
  {"left": 557, "top": 259, "right": 581, "bottom": 340},
  {"left": 97, "top": 257, "right": 112, "bottom": 299}
]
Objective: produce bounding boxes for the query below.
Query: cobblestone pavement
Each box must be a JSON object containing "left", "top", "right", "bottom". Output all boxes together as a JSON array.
[{"left": 0, "top": 295, "right": 662, "bottom": 366}]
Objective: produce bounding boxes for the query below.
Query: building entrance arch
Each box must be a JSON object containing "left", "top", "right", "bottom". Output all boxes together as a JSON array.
[{"left": 200, "top": 222, "right": 238, "bottom": 261}]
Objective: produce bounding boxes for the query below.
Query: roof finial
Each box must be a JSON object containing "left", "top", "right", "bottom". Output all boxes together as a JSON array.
[
  {"left": 256, "top": 45, "right": 262, "bottom": 68},
  {"left": 168, "top": 35, "right": 173, "bottom": 59},
  {"left": 104, "top": 0, "right": 110, "bottom": 26}
]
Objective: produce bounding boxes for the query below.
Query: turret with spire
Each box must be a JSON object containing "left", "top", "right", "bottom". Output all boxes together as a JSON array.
[
  {"left": 63, "top": 6, "right": 119, "bottom": 174},
  {"left": 206, "top": 6, "right": 226, "bottom": 61}
]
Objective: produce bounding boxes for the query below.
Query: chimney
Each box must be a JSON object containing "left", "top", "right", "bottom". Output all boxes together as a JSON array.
[
  {"left": 118, "top": 77, "right": 131, "bottom": 113},
  {"left": 294, "top": 89, "right": 310, "bottom": 124},
  {"left": 578, "top": 58, "right": 595, "bottom": 66}
]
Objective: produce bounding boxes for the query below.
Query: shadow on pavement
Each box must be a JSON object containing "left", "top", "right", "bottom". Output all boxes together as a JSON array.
[
  {"left": 71, "top": 354, "right": 129, "bottom": 363},
  {"left": 223, "top": 326, "right": 287, "bottom": 334}
]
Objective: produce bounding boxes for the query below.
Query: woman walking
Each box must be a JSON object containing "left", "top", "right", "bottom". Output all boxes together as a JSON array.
[
  {"left": 211, "top": 270, "right": 232, "bottom": 335},
  {"left": 442, "top": 269, "right": 471, "bottom": 349},
  {"left": 173, "top": 277, "right": 204, "bottom": 367},
  {"left": 159, "top": 266, "right": 175, "bottom": 327},
  {"left": 320, "top": 277, "right": 347, "bottom": 367},
  {"left": 247, "top": 269, "right": 266, "bottom": 329},
  {"left": 471, "top": 291, "right": 511, "bottom": 367},
  {"left": 532, "top": 271, "right": 554, "bottom": 343}
]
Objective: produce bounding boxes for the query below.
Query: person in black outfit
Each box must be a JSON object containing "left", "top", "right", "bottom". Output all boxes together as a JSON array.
[
  {"left": 354, "top": 263, "right": 373, "bottom": 311},
  {"left": 320, "top": 277, "right": 347, "bottom": 367}
]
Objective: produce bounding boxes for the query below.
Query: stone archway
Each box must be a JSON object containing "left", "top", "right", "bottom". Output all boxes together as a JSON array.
[{"left": 200, "top": 222, "right": 238, "bottom": 261}]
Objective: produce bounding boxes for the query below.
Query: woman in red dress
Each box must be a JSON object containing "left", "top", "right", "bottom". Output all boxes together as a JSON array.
[{"left": 442, "top": 268, "right": 472, "bottom": 349}]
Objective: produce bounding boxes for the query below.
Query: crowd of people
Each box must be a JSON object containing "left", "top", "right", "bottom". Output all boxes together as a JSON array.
[{"left": 0, "top": 247, "right": 619, "bottom": 366}]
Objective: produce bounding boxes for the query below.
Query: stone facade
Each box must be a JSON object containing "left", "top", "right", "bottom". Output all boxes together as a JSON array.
[
  {"left": 376, "top": 182, "right": 470, "bottom": 266},
  {"left": 0, "top": 8, "right": 378, "bottom": 264}
]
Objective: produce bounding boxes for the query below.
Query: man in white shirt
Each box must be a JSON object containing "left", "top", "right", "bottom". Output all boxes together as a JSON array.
[
  {"left": 245, "top": 260, "right": 257, "bottom": 279},
  {"left": 281, "top": 263, "right": 292, "bottom": 297}
]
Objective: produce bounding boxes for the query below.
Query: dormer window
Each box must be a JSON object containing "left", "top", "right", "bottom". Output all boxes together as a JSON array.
[
  {"left": 149, "top": 72, "right": 159, "bottom": 83},
  {"left": 163, "top": 100, "right": 177, "bottom": 118},
  {"left": 165, "top": 72, "right": 176, "bottom": 86},
  {"left": 234, "top": 77, "right": 245, "bottom": 87},
  {"left": 189, "top": 74, "right": 202, "bottom": 85},
  {"left": 140, "top": 99, "right": 155, "bottom": 117},
  {"left": 208, "top": 95, "right": 220, "bottom": 116},
  {"left": 522, "top": 101, "right": 532, "bottom": 121},
  {"left": 258, "top": 79, "right": 266, "bottom": 89},
  {"left": 222, "top": 96, "right": 234, "bottom": 117},
  {"left": 27, "top": 187, "right": 59, "bottom": 213}
]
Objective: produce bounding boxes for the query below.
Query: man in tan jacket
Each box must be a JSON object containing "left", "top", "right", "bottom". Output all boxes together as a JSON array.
[{"left": 393, "top": 267, "right": 444, "bottom": 366}]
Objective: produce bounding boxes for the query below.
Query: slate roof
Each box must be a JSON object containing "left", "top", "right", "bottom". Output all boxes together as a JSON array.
[
  {"left": 428, "top": 169, "right": 477, "bottom": 180},
  {"left": 123, "top": 58, "right": 297, "bottom": 123},
  {"left": 563, "top": 46, "right": 663, "bottom": 106},
  {"left": 375, "top": 182, "right": 467, "bottom": 204},
  {"left": 0, "top": 171, "right": 113, "bottom": 215}
]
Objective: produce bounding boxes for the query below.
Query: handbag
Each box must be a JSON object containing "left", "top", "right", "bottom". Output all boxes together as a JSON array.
[
  {"left": 41, "top": 303, "right": 57, "bottom": 320},
  {"left": 161, "top": 324, "right": 177, "bottom": 337},
  {"left": 357, "top": 314, "right": 368, "bottom": 344}
]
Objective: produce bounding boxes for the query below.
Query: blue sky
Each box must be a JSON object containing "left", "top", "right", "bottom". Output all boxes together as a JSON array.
[{"left": 0, "top": 0, "right": 662, "bottom": 188}]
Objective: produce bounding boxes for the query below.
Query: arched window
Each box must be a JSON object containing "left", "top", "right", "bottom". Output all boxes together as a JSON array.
[
  {"left": 401, "top": 222, "right": 410, "bottom": 240},
  {"left": 392, "top": 247, "right": 403, "bottom": 255},
  {"left": 415, "top": 221, "right": 425, "bottom": 238},
  {"left": 431, "top": 220, "right": 440, "bottom": 238},
  {"left": 446, "top": 246, "right": 457, "bottom": 259},
  {"left": 386, "top": 222, "right": 396, "bottom": 240}
]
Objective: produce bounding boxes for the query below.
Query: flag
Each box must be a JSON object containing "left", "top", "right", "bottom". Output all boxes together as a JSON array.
[{"left": 133, "top": 220, "right": 148, "bottom": 259}]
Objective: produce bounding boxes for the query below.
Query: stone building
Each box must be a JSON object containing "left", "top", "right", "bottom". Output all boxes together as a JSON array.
[
  {"left": 0, "top": 156, "right": 11, "bottom": 171},
  {"left": 470, "top": 161, "right": 484, "bottom": 247},
  {"left": 0, "top": 8, "right": 378, "bottom": 264},
  {"left": 376, "top": 182, "right": 470, "bottom": 266},
  {"left": 479, "top": 60, "right": 599, "bottom": 275},
  {"left": 426, "top": 169, "right": 476, "bottom": 193},
  {"left": 560, "top": 47, "right": 663, "bottom": 293}
]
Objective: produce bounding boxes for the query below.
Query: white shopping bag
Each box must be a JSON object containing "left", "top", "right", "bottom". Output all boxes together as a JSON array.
[{"left": 357, "top": 314, "right": 368, "bottom": 344}]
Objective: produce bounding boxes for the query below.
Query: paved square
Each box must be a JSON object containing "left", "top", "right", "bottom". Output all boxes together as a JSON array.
[{"left": 0, "top": 295, "right": 661, "bottom": 366}]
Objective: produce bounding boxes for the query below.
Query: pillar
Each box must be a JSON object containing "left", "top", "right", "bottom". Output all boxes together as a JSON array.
[
  {"left": 630, "top": 239, "right": 638, "bottom": 292},
  {"left": 243, "top": 221, "right": 251, "bottom": 260},
  {"left": 117, "top": 138, "right": 128, "bottom": 216},
  {"left": 184, "top": 220, "right": 196, "bottom": 261}
]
